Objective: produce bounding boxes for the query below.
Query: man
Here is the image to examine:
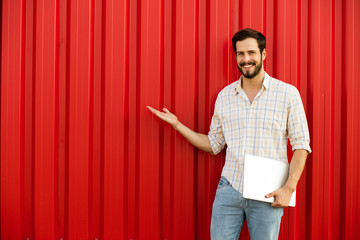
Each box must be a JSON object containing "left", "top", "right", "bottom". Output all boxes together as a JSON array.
[{"left": 147, "top": 28, "right": 311, "bottom": 240}]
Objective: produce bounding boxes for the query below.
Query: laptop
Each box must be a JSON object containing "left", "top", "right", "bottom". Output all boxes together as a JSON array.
[{"left": 243, "top": 154, "right": 296, "bottom": 207}]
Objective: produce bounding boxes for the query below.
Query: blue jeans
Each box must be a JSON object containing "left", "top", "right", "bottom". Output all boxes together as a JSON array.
[{"left": 211, "top": 177, "right": 283, "bottom": 240}]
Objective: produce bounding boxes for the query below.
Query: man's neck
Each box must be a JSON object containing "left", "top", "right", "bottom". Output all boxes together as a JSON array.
[{"left": 242, "top": 70, "right": 265, "bottom": 91}]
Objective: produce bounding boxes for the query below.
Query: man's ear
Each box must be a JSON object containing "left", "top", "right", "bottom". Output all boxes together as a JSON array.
[{"left": 262, "top": 48, "right": 266, "bottom": 61}]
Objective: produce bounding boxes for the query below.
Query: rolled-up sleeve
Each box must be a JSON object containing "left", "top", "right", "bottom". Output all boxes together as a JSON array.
[
  {"left": 287, "top": 87, "right": 312, "bottom": 153},
  {"left": 208, "top": 99, "right": 226, "bottom": 155}
]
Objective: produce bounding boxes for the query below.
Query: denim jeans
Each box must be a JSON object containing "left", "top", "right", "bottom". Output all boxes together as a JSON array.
[{"left": 211, "top": 177, "right": 283, "bottom": 240}]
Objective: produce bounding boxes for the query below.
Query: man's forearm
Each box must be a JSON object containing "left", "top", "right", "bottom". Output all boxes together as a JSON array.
[
  {"left": 284, "top": 149, "right": 308, "bottom": 192},
  {"left": 174, "top": 121, "right": 214, "bottom": 154}
]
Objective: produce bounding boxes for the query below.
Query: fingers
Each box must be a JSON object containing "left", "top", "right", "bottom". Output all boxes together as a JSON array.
[
  {"left": 268, "top": 192, "right": 288, "bottom": 208},
  {"left": 265, "top": 192, "right": 275, "bottom": 198},
  {"left": 147, "top": 106, "right": 168, "bottom": 114},
  {"left": 270, "top": 195, "right": 280, "bottom": 207},
  {"left": 270, "top": 195, "right": 281, "bottom": 208},
  {"left": 147, "top": 106, "right": 173, "bottom": 117},
  {"left": 147, "top": 106, "right": 158, "bottom": 114},
  {"left": 147, "top": 106, "right": 164, "bottom": 119},
  {"left": 265, "top": 191, "right": 283, "bottom": 208},
  {"left": 147, "top": 106, "right": 175, "bottom": 124},
  {"left": 163, "top": 108, "right": 176, "bottom": 117},
  {"left": 147, "top": 106, "right": 164, "bottom": 116},
  {"left": 271, "top": 201, "right": 285, "bottom": 208}
]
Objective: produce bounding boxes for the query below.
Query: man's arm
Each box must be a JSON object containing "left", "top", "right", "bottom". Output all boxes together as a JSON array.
[
  {"left": 147, "top": 106, "right": 214, "bottom": 154},
  {"left": 265, "top": 149, "right": 308, "bottom": 208}
]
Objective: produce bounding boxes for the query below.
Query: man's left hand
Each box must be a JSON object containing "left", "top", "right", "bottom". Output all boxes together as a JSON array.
[{"left": 265, "top": 186, "right": 293, "bottom": 208}]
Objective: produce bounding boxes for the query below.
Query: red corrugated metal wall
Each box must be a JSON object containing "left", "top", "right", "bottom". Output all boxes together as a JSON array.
[{"left": 1, "top": 0, "right": 360, "bottom": 239}]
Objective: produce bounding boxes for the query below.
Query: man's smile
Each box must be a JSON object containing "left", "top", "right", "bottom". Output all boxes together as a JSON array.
[
  {"left": 240, "top": 62, "right": 256, "bottom": 69},
  {"left": 242, "top": 64, "right": 254, "bottom": 69}
]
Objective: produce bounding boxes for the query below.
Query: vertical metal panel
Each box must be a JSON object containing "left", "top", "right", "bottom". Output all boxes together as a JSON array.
[
  {"left": 1, "top": 0, "right": 25, "bottom": 239},
  {"left": 1, "top": 0, "right": 360, "bottom": 239},
  {"left": 33, "top": 0, "right": 59, "bottom": 238},
  {"left": 138, "top": 0, "right": 161, "bottom": 238},
  {"left": 67, "top": 0, "right": 94, "bottom": 239},
  {"left": 103, "top": 0, "right": 126, "bottom": 238},
  {"left": 24, "top": 0, "right": 35, "bottom": 238}
]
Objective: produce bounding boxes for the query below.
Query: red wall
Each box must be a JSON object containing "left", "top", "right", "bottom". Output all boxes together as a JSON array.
[{"left": 1, "top": 0, "right": 360, "bottom": 239}]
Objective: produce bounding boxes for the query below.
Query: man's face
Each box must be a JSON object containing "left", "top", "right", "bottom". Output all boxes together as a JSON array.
[{"left": 235, "top": 38, "right": 266, "bottom": 79}]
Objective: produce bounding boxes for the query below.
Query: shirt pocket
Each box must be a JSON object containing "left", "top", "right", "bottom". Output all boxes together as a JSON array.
[{"left": 263, "top": 109, "right": 287, "bottom": 133}]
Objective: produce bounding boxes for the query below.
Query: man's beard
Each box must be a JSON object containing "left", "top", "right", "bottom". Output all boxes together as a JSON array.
[{"left": 237, "top": 56, "right": 263, "bottom": 79}]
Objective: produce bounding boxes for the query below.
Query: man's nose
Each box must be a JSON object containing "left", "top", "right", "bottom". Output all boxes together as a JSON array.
[{"left": 242, "top": 53, "right": 251, "bottom": 62}]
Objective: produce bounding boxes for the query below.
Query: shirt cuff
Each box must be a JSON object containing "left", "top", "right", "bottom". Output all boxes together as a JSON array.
[
  {"left": 292, "top": 143, "right": 312, "bottom": 154},
  {"left": 208, "top": 134, "right": 225, "bottom": 155}
]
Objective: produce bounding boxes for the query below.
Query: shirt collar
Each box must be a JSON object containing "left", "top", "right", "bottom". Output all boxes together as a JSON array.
[{"left": 234, "top": 72, "right": 270, "bottom": 95}]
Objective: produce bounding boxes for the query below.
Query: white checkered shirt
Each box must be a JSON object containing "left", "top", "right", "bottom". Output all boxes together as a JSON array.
[{"left": 208, "top": 72, "right": 311, "bottom": 194}]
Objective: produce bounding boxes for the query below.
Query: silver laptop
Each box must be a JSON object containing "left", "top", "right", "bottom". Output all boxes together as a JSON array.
[{"left": 243, "top": 154, "right": 296, "bottom": 207}]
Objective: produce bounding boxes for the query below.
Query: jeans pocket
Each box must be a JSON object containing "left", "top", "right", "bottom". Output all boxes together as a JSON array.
[{"left": 217, "top": 176, "right": 230, "bottom": 190}]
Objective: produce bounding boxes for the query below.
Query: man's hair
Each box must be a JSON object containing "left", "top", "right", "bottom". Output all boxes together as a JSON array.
[{"left": 232, "top": 28, "right": 266, "bottom": 54}]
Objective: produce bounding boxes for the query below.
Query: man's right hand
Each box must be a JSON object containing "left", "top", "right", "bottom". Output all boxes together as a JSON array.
[
  {"left": 147, "top": 106, "right": 179, "bottom": 130},
  {"left": 146, "top": 106, "right": 214, "bottom": 154}
]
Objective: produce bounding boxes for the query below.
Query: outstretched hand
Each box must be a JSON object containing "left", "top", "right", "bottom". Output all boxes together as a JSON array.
[{"left": 147, "top": 106, "right": 179, "bottom": 129}]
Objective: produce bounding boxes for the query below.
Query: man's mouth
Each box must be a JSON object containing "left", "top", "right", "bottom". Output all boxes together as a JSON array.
[
  {"left": 243, "top": 64, "right": 254, "bottom": 69},
  {"left": 240, "top": 62, "right": 256, "bottom": 69}
]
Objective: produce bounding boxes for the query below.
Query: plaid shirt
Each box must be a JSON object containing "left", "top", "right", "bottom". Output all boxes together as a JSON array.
[{"left": 208, "top": 72, "right": 311, "bottom": 194}]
